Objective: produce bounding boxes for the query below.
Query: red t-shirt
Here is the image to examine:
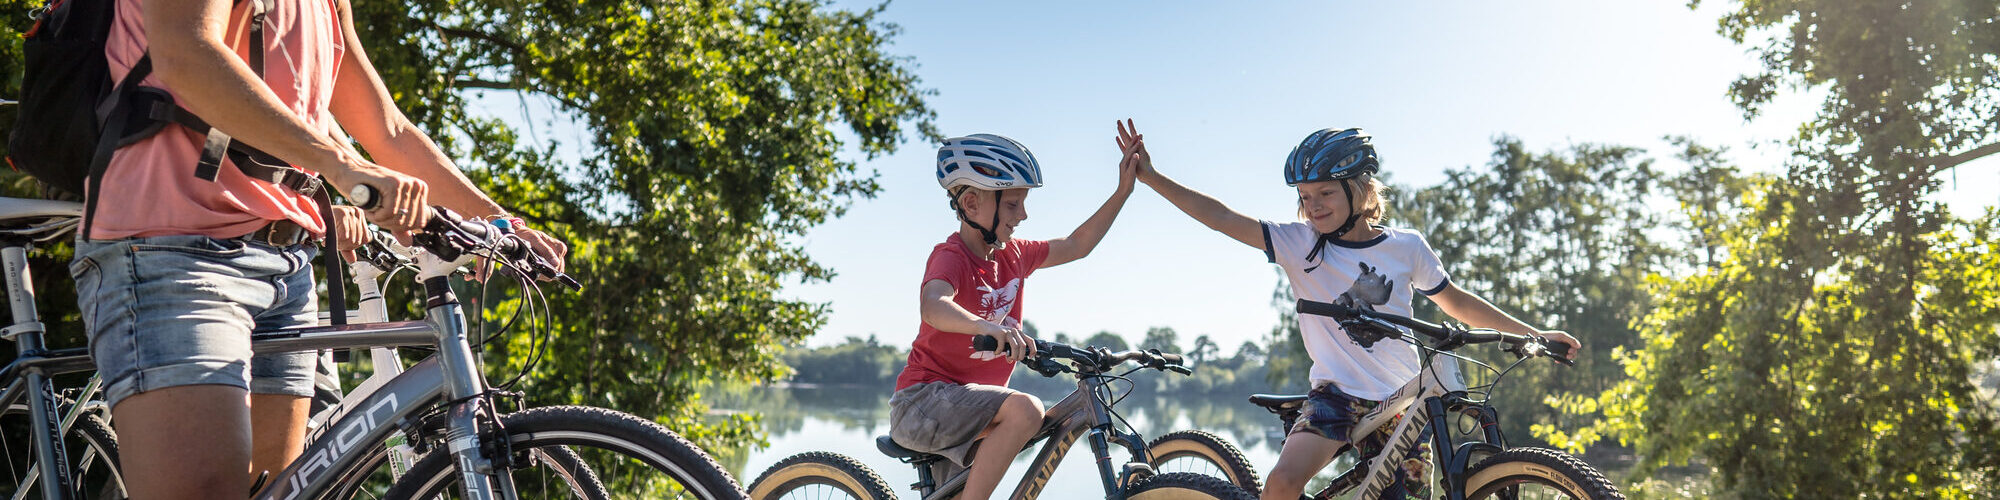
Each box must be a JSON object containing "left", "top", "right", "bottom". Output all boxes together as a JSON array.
[{"left": 894, "top": 234, "right": 1050, "bottom": 391}]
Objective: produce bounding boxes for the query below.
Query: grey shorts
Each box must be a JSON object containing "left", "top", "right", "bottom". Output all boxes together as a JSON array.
[
  {"left": 70, "top": 235, "right": 321, "bottom": 409},
  {"left": 887, "top": 382, "right": 1018, "bottom": 466}
]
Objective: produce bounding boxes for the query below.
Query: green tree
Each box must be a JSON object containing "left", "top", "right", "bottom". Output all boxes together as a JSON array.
[
  {"left": 1385, "top": 137, "right": 1679, "bottom": 447},
  {"left": 1263, "top": 271, "right": 1310, "bottom": 393},
  {"left": 1189, "top": 334, "right": 1220, "bottom": 365},
  {"left": 0, "top": 0, "right": 937, "bottom": 456},
  {"left": 1141, "top": 326, "right": 1181, "bottom": 353},
  {"left": 1589, "top": 1, "right": 2000, "bottom": 496},
  {"left": 1233, "top": 341, "right": 1264, "bottom": 365},
  {"left": 1084, "top": 331, "right": 1131, "bottom": 352}
]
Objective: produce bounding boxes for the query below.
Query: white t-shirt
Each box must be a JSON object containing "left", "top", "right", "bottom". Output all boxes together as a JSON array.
[{"left": 1262, "top": 222, "right": 1451, "bottom": 400}]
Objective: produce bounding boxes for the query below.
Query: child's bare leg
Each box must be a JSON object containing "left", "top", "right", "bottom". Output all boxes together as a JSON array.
[
  {"left": 1264, "top": 432, "right": 1345, "bottom": 500},
  {"left": 961, "top": 393, "right": 1043, "bottom": 500}
]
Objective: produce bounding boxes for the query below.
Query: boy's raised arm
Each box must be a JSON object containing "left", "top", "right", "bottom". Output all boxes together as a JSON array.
[
  {"left": 1043, "top": 138, "right": 1139, "bottom": 268},
  {"left": 1120, "top": 120, "right": 1264, "bottom": 250}
]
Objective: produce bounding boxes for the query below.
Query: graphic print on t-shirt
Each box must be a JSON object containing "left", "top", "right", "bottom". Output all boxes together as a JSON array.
[
  {"left": 968, "top": 278, "right": 1023, "bottom": 361},
  {"left": 1332, "top": 262, "right": 1395, "bottom": 351},
  {"left": 978, "top": 278, "right": 1021, "bottom": 322}
]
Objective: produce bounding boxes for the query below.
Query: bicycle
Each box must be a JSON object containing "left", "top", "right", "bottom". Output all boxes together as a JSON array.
[
  {"left": 0, "top": 197, "right": 124, "bottom": 500},
  {"left": 1248, "top": 299, "right": 1623, "bottom": 500},
  {"left": 2, "top": 199, "right": 425, "bottom": 500},
  {"left": 0, "top": 192, "right": 753, "bottom": 499},
  {"left": 747, "top": 336, "right": 1258, "bottom": 500}
]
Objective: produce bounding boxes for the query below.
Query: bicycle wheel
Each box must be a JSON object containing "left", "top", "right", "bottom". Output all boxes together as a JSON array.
[
  {"left": 381, "top": 405, "right": 747, "bottom": 499},
  {"left": 745, "top": 451, "right": 896, "bottom": 500},
  {"left": 1147, "top": 430, "right": 1261, "bottom": 495},
  {"left": 1462, "top": 447, "right": 1623, "bottom": 500},
  {"left": 1124, "top": 472, "right": 1257, "bottom": 500},
  {"left": 0, "top": 404, "right": 127, "bottom": 499}
]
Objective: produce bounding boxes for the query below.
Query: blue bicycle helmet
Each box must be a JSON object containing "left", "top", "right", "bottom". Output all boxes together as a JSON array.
[
  {"left": 1283, "top": 128, "right": 1379, "bottom": 186},
  {"left": 1285, "top": 128, "right": 1381, "bottom": 262}
]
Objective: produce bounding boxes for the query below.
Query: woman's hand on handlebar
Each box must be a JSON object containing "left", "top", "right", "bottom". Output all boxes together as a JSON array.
[
  {"left": 333, "top": 165, "right": 430, "bottom": 238},
  {"left": 331, "top": 205, "right": 368, "bottom": 262},
  {"left": 512, "top": 227, "right": 569, "bottom": 274}
]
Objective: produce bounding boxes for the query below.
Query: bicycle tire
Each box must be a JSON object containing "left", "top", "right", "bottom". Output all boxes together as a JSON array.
[
  {"left": 1462, "top": 447, "right": 1624, "bottom": 500},
  {"left": 745, "top": 451, "right": 896, "bottom": 500},
  {"left": 0, "top": 404, "right": 127, "bottom": 499},
  {"left": 380, "top": 405, "right": 747, "bottom": 499},
  {"left": 1147, "top": 429, "right": 1261, "bottom": 495},
  {"left": 1124, "top": 471, "right": 1257, "bottom": 500}
]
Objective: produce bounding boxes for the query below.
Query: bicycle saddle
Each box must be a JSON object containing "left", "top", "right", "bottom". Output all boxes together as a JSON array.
[
  {"left": 877, "top": 435, "right": 943, "bottom": 462},
  {"left": 1248, "top": 394, "right": 1308, "bottom": 411},
  {"left": 0, "top": 197, "right": 81, "bottom": 223}
]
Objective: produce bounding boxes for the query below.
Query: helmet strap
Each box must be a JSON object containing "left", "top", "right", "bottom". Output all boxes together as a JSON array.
[
  {"left": 950, "top": 189, "right": 1001, "bottom": 247},
  {"left": 1305, "top": 179, "right": 1363, "bottom": 263}
]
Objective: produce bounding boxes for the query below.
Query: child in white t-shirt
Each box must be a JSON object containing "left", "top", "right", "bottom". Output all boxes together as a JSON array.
[{"left": 1115, "top": 121, "right": 1579, "bottom": 500}]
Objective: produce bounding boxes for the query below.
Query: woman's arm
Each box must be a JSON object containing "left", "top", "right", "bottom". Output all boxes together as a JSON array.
[
  {"left": 143, "top": 0, "right": 429, "bottom": 232},
  {"left": 325, "top": 0, "right": 567, "bottom": 268}
]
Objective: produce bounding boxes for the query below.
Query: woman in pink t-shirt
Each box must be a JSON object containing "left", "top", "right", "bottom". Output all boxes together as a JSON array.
[{"left": 74, "top": 0, "right": 567, "bottom": 496}]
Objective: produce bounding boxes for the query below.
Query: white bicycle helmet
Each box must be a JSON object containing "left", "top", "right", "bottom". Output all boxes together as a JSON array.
[
  {"left": 936, "top": 133, "right": 1042, "bottom": 246},
  {"left": 936, "top": 134, "right": 1044, "bottom": 192}
]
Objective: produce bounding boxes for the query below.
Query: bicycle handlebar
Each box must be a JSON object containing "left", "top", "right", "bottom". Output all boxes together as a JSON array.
[
  {"left": 971, "top": 335, "right": 1192, "bottom": 375},
  {"left": 1295, "top": 299, "right": 1573, "bottom": 365},
  {"left": 351, "top": 184, "right": 580, "bottom": 290}
]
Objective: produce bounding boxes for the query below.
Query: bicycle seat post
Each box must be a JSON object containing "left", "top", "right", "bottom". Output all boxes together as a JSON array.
[{"left": 0, "top": 241, "right": 48, "bottom": 347}]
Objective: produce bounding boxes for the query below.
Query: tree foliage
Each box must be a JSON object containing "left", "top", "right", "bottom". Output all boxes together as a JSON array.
[
  {"left": 1384, "top": 137, "right": 1687, "bottom": 447},
  {"left": 1587, "top": 1, "right": 2000, "bottom": 496},
  {"left": 0, "top": 0, "right": 937, "bottom": 454}
]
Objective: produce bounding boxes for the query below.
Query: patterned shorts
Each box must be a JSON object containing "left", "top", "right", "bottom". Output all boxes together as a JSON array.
[{"left": 1290, "top": 383, "right": 1432, "bottom": 499}]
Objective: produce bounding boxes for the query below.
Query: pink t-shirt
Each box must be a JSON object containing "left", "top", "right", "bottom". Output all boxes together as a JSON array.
[
  {"left": 91, "top": 0, "right": 344, "bottom": 239},
  {"left": 894, "top": 235, "right": 1051, "bottom": 391}
]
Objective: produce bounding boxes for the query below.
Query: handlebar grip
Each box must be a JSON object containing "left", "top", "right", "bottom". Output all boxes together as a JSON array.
[
  {"left": 350, "top": 184, "right": 380, "bottom": 210},
  {"left": 1158, "top": 352, "right": 1184, "bottom": 366},
  {"left": 1296, "top": 299, "right": 1354, "bottom": 319},
  {"left": 972, "top": 335, "right": 999, "bottom": 352},
  {"left": 1547, "top": 339, "right": 1573, "bottom": 358}
]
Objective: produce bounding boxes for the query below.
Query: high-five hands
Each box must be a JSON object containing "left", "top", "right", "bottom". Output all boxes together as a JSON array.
[{"left": 1115, "top": 119, "right": 1155, "bottom": 183}]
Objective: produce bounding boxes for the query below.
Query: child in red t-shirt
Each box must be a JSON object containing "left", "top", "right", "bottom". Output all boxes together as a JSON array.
[{"left": 887, "top": 132, "right": 1138, "bottom": 499}]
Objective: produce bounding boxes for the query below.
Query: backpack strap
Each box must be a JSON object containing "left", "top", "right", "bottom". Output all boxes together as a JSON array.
[
  {"left": 81, "top": 54, "right": 160, "bottom": 238},
  {"left": 188, "top": 0, "right": 268, "bottom": 182}
]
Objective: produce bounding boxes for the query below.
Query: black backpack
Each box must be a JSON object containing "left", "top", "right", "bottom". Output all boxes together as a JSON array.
[{"left": 8, "top": 0, "right": 119, "bottom": 197}]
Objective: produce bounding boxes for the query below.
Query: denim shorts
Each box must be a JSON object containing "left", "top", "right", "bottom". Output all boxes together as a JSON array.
[{"left": 70, "top": 235, "right": 321, "bottom": 409}]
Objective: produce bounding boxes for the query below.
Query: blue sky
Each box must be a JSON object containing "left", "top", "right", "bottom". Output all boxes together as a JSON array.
[{"left": 770, "top": 1, "right": 2000, "bottom": 353}]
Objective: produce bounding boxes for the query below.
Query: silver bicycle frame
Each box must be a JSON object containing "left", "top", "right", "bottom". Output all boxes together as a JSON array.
[{"left": 254, "top": 250, "right": 510, "bottom": 500}]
